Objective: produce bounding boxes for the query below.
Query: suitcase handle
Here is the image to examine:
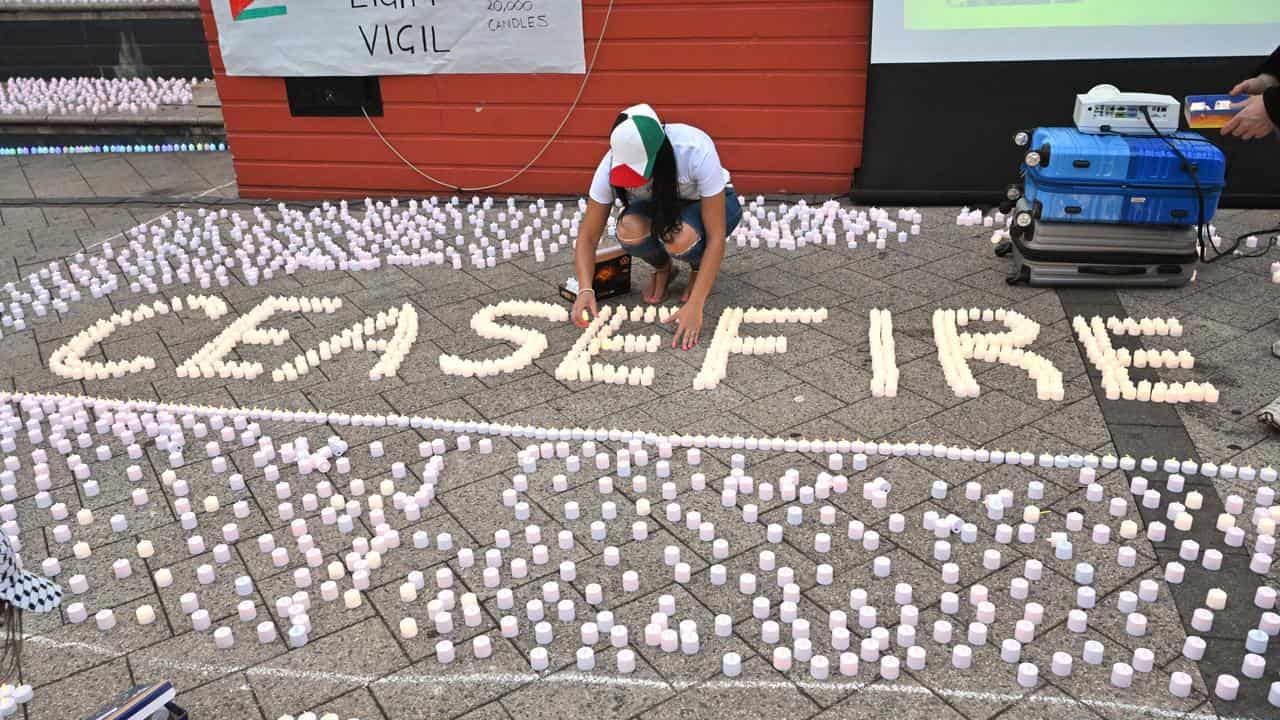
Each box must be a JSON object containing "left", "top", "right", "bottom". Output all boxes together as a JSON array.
[
  {"left": 1064, "top": 206, "right": 1083, "bottom": 215},
  {"left": 1078, "top": 266, "right": 1146, "bottom": 276}
]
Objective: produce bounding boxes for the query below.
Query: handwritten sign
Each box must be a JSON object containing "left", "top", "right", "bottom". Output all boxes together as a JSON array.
[{"left": 212, "top": 0, "right": 586, "bottom": 77}]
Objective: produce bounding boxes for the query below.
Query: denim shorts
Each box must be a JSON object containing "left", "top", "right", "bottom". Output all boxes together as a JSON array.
[{"left": 619, "top": 186, "right": 743, "bottom": 269}]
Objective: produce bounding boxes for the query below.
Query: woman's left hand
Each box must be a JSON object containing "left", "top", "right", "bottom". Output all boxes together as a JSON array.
[{"left": 668, "top": 301, "right": 704, "bottom": 350}]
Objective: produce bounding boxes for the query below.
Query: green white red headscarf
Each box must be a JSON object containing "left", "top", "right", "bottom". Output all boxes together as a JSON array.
[{"left": 609, "top": 103, "right": 665, "bottom": 188}]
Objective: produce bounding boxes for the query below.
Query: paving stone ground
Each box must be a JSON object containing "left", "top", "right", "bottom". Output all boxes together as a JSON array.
[{"left": 0, "top": 152, "right": 1278, "bottom": 720}]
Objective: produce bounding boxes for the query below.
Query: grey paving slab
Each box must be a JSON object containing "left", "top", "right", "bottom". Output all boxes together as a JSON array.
[
  {"left": 306, "top": 687, "right": 391, "bottom": 719},
  {"left": 499, "top": 644, "right": 674, "bottom": 720},
  {"left": 826, "top": 389, "right": 946, "bottom": 440},
  {"left": 178, "top": 672, "right": 269, "bottom": 720},
  {"left": 249, "top": 618, "right": 411, "bottom": 720},
  {"left": 21, "top": 657, "right": 136, "bottom": 719},
  {"left": 638, "top": 656, "right": 824, "bottom": 719}
]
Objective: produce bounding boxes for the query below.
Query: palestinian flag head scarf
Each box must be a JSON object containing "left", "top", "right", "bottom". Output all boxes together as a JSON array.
[{"left": 609, "top": 104, "right": 665, "bottom": 188}]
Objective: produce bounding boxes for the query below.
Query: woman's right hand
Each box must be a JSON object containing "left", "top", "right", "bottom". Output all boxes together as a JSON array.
[{"left": 572, "top": 290, "right": 598, "bottom": 328}]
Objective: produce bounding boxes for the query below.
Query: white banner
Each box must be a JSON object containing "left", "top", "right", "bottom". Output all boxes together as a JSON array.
[{"left": 212, "top": 0, "right": 585, "bottom": 77}]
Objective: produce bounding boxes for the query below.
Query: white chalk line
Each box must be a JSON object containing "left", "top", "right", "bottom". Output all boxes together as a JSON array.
[{"left": 25, "top": 635, "right": 1228, "bottom": 720}]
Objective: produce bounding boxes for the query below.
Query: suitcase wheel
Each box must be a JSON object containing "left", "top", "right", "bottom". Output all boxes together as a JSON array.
[
  {"left": 1009, "top": 210, "right": 1035, "bottom": 244},
  {"left": 1024, "top": 144, "right": 1051, "bottom": 169}
]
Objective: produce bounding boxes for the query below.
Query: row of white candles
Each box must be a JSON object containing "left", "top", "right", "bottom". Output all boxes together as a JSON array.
[
  {"left": 933, "top": 307, "right": 1064, "bottom": 400},
  {"left": 956, "top": 208, "right": 996, "bottom": 227},
  {"left": 440, "top": 300, "right": 571, "bottom": 378},
  {"left": 1074, "top": 316, "right": 1219, "bottom": 403},
  {"left": 7, "top": 389, "right": 1269, "bottom": 489},
  {"left": 551, "top": 303, "right": 665, "bottom": 386},
  {"left": 869, "top": 308, "right": 898, "bottom": 397},
  {"left": 48, "top": 295, "right": 228, "bottom": 380},
  {"left": 45, "top": 292, "right": 417, "bottom": 384},
  {"left": 546, "top": 302, "right": 807, "bottom": 386},
  {"left": 969, "top": 308, "right": 1063, "bottom": 401},
  {"left": 693, "top": 307, "right": 828, "bottom": 390},
  {"left": 556, "top": 305, "right": 617, "bottom": 382},
  {"left": 270, "top": 303, "right": 417, "bottom": 382},
  {"left": 0, "top": 76, "right": 199, "bottom": 116},
  {"left": 1106, "top": 315, "right": 1184, "bottom": 337},
  {"left": 734, "top": 201, "right": 923, "bottom": 252},
  {"left": 3, "top": 390, "right": 1272, "bottom": 475},
  {"left": 176, "top": 296, "right": 342, "bottom": 381}
]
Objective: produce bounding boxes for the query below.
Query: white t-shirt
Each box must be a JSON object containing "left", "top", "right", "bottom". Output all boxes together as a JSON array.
[{"left": 588, "top": 123, "right": 731, "bottom": 205}]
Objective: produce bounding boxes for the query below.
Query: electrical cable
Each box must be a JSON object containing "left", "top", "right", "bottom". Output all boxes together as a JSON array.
[
  {"left": 1137, "top": 106, "right": 1280, "bottom": 263},
  {"left": 361, "top": 0, "right": 616, "bottom": 193},
  {"left": 1138, "top": 106, "right": 1215, "bottom": 261}
]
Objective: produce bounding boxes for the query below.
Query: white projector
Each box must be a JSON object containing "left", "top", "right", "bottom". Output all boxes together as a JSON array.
[{"left": 1074, "top": 84, "right": 1180, "bottom": 136}]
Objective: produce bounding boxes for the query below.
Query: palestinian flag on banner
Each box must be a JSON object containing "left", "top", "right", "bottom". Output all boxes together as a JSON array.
[{"left": 231, "top": 0, "right": 287, "bottom": 21}]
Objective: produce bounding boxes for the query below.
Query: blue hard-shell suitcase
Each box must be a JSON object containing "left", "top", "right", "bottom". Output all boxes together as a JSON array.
[{"left": 1021, "top": 127, "right": 1226, "bottom": 226}]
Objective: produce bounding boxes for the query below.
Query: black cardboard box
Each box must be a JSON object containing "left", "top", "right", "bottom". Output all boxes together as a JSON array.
[{"left": 559, "top": 245, "right": 631, "bottom": 303}]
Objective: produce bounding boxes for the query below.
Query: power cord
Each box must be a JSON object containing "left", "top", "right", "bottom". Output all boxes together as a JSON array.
[
  {"left": 362, "top": 0, "right": 616, "bottom": 193},
  {"left": 1139, "top": 106, "right": 1213, "bottom": 261},
  {"left": 1139, "top": 106, "right": 1280, "bottom": 263}
]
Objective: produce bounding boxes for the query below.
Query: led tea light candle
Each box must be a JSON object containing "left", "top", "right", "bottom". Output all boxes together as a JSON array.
[{"left": 95, "top": 609, "right": 116, "bottom": 631}]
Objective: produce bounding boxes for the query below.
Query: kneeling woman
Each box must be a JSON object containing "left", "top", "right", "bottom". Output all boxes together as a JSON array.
[{"left": 572, "top": 104, "right": 742, "bottom": 349}]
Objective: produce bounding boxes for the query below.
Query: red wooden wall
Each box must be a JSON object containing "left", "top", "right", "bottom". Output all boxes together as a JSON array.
[{"left": 199, "top": 0, "right": 870, "bottom": 200}]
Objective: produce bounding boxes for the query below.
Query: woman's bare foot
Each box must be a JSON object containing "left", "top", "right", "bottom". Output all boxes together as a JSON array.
[
  {"left": 680, "top": 270, "right": 699, "bottom": 303},
  {"left": 643, "top": 264, "right": 677, "bottom": 304}
]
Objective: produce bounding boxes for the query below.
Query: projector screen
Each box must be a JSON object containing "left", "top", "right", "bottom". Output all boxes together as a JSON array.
[{"left": 872, "top": 0, "right": 1280, "bottom": 64}]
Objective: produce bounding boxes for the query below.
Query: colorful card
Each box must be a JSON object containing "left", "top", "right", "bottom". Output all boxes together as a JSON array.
[{"left": 1184, "top": 94, "right": 1249, "bottom": 129}]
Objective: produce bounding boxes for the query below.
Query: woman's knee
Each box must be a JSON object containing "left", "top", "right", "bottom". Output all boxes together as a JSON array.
[
  {"left": 617, "top": 214, "right": 651, "bottom": 245},
  {"left": 665, "top": 224, "right": 700, "bottom": 255}
]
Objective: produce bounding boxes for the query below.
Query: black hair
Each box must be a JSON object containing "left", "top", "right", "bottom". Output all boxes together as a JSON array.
[
  {"left": 610, "top": 112, "right": 683, "bottom": 246},
  {"left": 0, "top": 600, "right": 22, "bottom": 683}
]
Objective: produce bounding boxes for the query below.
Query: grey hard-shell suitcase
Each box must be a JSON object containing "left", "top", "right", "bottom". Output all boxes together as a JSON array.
[{"left": 1005, "top": 200, "right": 1198, "bottom": 287}]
